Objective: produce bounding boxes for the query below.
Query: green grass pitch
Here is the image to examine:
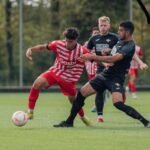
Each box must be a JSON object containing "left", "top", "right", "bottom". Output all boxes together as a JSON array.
[{"left": 0, "top": 92, "right": 150, "bottom": 150}]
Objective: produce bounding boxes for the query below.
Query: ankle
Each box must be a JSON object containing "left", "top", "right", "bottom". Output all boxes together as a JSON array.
[
  {"left": 98, "top": 115, "right": 103, "bottom": 118},
  {"left": 28, "top": 109, "right": 34, "bottom": 114}
]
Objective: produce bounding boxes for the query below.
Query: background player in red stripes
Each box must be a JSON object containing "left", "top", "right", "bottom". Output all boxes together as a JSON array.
[
  {"left": 128, "top": 45, "right": 143, "bottom": 98},
  {"left": 25, "top": 27, "right": 91, "bottom": 126},
  {"left": 84, "top": 27, "right": 99, "bottom": 80}
]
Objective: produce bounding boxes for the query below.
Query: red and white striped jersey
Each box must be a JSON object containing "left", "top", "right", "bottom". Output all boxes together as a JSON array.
[
  {"left": 130, "top": 45, "right": 143, "bottom": 69},
  {"left": 84, "top": 42, "right": 97, "bottom": 79},
  {"left": 85, "top": 60, "right": 97, "bottom": 78},
  {"left": 47, "top": 40, "right": 89, "bottom": 82}
]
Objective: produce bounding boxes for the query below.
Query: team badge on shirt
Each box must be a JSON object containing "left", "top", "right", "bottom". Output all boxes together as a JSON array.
[
  {"left": 106, "top": 39, "right": 111, "bottom": 43},
  {"left": 115, "top": 83, "right": 121, "bottom": 90},
  {"left": 115, "top": 83, "right": 120, "bottom": 87}
]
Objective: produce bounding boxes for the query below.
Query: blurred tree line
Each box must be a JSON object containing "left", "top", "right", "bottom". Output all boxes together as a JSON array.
[{"left": 0, "top": 0, "right": 149, "bottom": 86}]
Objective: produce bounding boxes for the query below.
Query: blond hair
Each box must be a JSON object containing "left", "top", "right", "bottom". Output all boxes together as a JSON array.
[{"left": 98, "top": 16, "right": 110, "bottom": 23}]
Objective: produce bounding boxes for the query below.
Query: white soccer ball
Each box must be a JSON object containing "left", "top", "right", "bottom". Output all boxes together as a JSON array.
[{"left": 12, "top": 111, "right": 28, "bottom": 127}]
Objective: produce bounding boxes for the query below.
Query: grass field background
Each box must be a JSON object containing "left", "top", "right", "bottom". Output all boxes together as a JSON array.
[{"left": 0, "top": 92, "right": 150, "bottom": 150}]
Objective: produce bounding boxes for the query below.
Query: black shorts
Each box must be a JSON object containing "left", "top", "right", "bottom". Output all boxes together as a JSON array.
[
  {"left": 96, "top": 65, "right": 105, "bottom": 74},
  {"left": 89, "top": 74, "right": 124, "bottom": 94}
]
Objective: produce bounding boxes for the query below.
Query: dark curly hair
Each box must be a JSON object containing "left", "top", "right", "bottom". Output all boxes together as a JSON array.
[{"left": 63, "top": 27, "right": 80, "bottom": 40}]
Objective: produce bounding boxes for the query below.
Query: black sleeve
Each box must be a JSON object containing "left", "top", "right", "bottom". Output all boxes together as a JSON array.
[
  {"left": 110, "top": 33, "right": 119, "bottom": 48},
  {"left": 118, "top": 43, "right": 135, "bottom": 58},
  {"left": 115, "top": 36, "right": 119, "bottom": 44},
  {"left": 87, "top": 37, "right": 94, "bottom": 50}
]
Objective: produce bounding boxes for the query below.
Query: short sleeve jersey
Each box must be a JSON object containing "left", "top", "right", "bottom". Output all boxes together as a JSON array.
[
  {"left": 47, "top": 40, "right": 89, "bottom": 82},
  {"left": 102, "top": 40, "right": 135, "bottom": 82},
  {"left": 87, "top": 32, "right": 118, "bottom": 71}
]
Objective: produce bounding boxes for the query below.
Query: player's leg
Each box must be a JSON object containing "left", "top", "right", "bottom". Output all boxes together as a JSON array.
[
  {"left": 128, "top": 69, "right": 137, "bottom": 98},
  {"left": 58, "top": 80, "right": 92, "bottom": 126},
  {"left": 68, "top": 96, "right": 83, "bottom": 117},
  {"left": 54, "top": 82, "right": 96, "bottom": 127},
  {"left": 95, "top": 81, "right": 124, "bottom": 123},
  {"left": 95, "top": 92, "right": 105, "bottom": 122},
  {"left": 112, "top": 88, "right": 150, "bottom": 127},
  {"left": 54, "top": 75, "right": 106, "bottom": 127},
  {"left": 27, "top": 77, "right": 49, "bottom": 119},
  {"left": 88, "top": 75, "right": 97, "bottom": 113},
  {"left": 68, "top": 95, "right": 92, "bottom": 126},
  {"left": 94, "top": 81, "right": 126, "bottom": 123},
  {"left": 27, "top": 71, "right": 56, "bottom": 119}
]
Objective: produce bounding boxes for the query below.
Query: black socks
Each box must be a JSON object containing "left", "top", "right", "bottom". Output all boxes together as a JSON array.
[
  {"left": 114, "top": 101, "right": 149, "bottom": 126},
  {"left": 95, "top": 92, "right": 105, "bottom": 116},
  {"left": 66, "top": 91, "right": 85, "bottom": 124}
]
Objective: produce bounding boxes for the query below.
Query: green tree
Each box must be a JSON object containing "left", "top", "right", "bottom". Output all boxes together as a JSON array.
[
  {"left": 5, "top": 0, "right": 14, "bottom": 81},
  {"left": 0, "top": 0, "right": 150, "bottom": 86},
  {"left": 0, "top": 1, "right": 8, "bottom": 85},
  {"left": 133, "top": 0, "right": 150, "bottom": 84},
  {"left": 59, "top": 0, "right": 128, "bottom": 43}
]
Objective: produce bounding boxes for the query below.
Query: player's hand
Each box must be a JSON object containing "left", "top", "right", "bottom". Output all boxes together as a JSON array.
[
  {"left": 139, "top": 63, "right": 148, "bottom": 70},
  {"left": 26, "top": 48, "right": 33, "bottom": 61},
  {"left": 79, "top": 53, "right": 95, "bottom": 62}
]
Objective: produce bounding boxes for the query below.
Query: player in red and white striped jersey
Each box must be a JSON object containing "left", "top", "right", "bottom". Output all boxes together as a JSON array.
[
  {"left": 47, "top": 40, "right": 87, "bottom": 82},
  {"left": 25, "top": 27, "right": 92, "bottom": 126},
  {"left": 84, "top": 27, "right": 99, "bottom": 80},
  {"left": 85, "top": 59, "right": 97, "bottom": 79},
  {"left": 128, "top": 45, "right": 143, "bottom": 98}
]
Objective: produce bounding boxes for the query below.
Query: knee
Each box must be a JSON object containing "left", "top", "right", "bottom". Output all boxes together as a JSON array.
[
  {"left": 80, "top": 88, "right": 87, "bottom": 97},
  {"left": 114, "top": 101, "right": 134, "bottom": 116},
  {"left": 32, "top": 82, "right": 40, "bottom": 89},
  {"left": 80, "top": 82, "right": 95, "bottom": 97},
  {"left": 113, "top": 101, "right": 124, "bottom": 110},
  {"left": 68, "top": 96, "right": 75, "bottom": 104},
  {"left": 32, "top": 77, "right": 48, "bottom": 89}
]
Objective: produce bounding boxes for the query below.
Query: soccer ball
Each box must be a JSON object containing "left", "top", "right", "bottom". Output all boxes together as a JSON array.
[{"left": 12, "top": 111, "right": 28, "bottom": 127}]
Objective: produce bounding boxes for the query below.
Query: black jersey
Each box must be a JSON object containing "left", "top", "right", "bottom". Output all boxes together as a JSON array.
[
  {"left": 101, "top": 40, "right": 135, "bottom": 82},
  {"left": 87, "top": 32, "right": 118, "bottom": 72},
  {"left": 87, "top": 32, "right": 118, "bottom": 55}
]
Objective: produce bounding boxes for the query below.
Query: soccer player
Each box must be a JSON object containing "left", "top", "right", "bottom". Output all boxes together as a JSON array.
[
  {"left": 25, "top": 27, "right": 91, "bottom": 126},
  {"left": 54, "top": 21, "right": 150, "bottom": 128},
  {"left": 84, "top": 27, "right": 99, "bottom": 80},
  {"left": 128, "top": 45, "right": 143, "bottom": 98},
  {"left": 87, "top": 16, "right": 119, "bottom": 122}
]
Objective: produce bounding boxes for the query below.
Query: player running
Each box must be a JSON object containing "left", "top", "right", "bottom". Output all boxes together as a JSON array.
[{"left": 25, "top": 27, "right": 91, "bottom": 126}]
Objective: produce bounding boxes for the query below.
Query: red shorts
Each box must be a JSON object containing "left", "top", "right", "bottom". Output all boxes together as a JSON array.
[
  {"left": 128, "top": 68, "right": 138, "bottom": 77},
  {"left": 40, "top": 71, "right": 76, "bottom": 96}
]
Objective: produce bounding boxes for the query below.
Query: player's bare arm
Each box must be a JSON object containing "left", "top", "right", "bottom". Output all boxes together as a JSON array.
[
  {"left": 26, "top": 44, "right": 47, "bottom": 61},
  {"left": 80, "top": 52, "right": 123, "bottom": 63},
  {"left": 100, "top": 49, "right": 114, "bottom": 67},
  {"left": 133, "top": 52, "right": 148, "bottom": 70}
]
